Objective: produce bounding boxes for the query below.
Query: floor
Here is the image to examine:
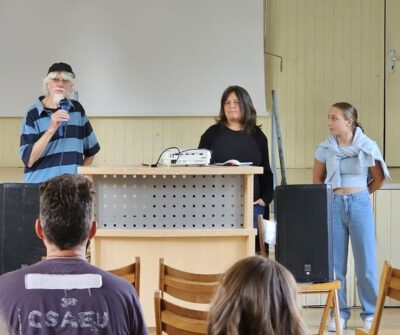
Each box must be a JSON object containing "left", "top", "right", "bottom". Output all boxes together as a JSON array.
[{"left": 302, "top": 306, "right": 400, "bottom": 334}]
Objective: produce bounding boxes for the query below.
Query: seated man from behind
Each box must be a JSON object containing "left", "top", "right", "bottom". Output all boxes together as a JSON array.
[{"left": 0, "top": 174, "right": 147, "bottom": 335}]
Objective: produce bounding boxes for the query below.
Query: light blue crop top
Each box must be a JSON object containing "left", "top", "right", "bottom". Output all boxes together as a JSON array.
[{"left": 315, "top": 146, "right": 369, "bottom": 188}]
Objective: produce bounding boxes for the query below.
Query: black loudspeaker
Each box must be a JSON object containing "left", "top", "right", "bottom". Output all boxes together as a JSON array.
[
  {"left": 275, "top": 184, "right": 333, "bottom": 283},
  {"left": 0, "top": 183, "right": 45, "bottom": 275}
]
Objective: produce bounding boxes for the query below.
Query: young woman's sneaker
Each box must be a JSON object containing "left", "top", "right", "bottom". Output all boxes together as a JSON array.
[
  {"left": 328, "top": 317, "right": 347, "bottom": 332},
  {"left": 363, "top": 316, "right": 374, "bottom": 330}
]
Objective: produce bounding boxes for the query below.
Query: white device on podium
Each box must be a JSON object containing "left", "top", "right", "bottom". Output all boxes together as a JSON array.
[{"left": 159, "top": 148, "right": 211, "bottom": 166}]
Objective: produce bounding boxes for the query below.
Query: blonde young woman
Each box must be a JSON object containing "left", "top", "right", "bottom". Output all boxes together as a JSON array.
[
  {"left": 208, "top": 256, "right": 308, "bottom": 335},
  {"left": 313, "top": 102, "right": 390, "bottom": 331}
]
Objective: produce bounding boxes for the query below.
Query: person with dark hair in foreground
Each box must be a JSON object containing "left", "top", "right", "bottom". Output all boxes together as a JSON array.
[
  {"left": 199, "top": 86, "right": 273, "bottom": 250},
  {"left": 0, "top": 174, "right": 147, "bottom": 335},
  {"left": 208, "top": 256, "right": 308, "bottom": 335}
]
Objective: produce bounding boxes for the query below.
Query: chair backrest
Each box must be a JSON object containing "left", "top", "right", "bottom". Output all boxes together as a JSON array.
[
  {"left": 257, "top": 214, "right": 267, "bottom": 257},
  {"left": 158, "top": 258, "right": 223, "bottom": 304},
  {"left": 362, "top": 261, "right": 400, "bottom": 335},
  {"left": 108, "top": 256, "right": 141, "bottom": 297},
  {"left": 154, "top": 290, "right": 208, "bottom": 335},
  {"left": 156, "top": 259, "right": 223, "bottom": 335}
]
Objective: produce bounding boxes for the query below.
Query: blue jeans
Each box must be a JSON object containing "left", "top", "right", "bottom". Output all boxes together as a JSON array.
[
  {"left": 332, "top": 189, "right": 378, "bottom": 321},
  {"left": 253, "top": 204, "right": 265, "bottom": 228},
  {"left": 253, "top": 204, "right": 266, "bottom": 253}
]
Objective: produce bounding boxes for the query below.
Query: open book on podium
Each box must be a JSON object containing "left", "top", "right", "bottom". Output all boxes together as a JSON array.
[{"left": 215, "top": 160, "right": 253, "bottom": 166}]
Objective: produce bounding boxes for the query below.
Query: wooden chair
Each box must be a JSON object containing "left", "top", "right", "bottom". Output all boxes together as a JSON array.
[
  {"left": 257, "top": 214, "right": 268, "bottom": 257},
  {"left": 154, "top": 258, "right": 223, "bottom": 335},
  {"left": 154, "top": 290, "right": 208, "bottom": 335},
  {"left": 297, "top": 280, "right": 341, "bottom": 335},
  {"left": 257, "top": 215, "right": 342, "bottom": 335},
  {"left": 108, "top": 256, "right": 141, "bottom": 297},
  {"left": 355, "top": 261, "right": 400, "bottom": 335},
  {"left": 158, "top": 258, "right": 223, "bottom": 303}
]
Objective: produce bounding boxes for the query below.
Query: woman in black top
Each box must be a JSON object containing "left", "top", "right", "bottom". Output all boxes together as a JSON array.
[{"left": 199, "top": 86, "right": 273, "bottom": 237}]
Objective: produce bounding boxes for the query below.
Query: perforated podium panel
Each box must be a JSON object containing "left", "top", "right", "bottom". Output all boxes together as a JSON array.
[
  {"left": 79, "top": 166, "right": 262, "bottom": 327},
  {"left": 97, "top": 174, "right": 244, "bottom": 229}
]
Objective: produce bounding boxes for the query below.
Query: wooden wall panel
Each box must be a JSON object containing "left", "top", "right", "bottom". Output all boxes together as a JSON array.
[
  {"left": 266, "top": 0, "right": 384, "bottom": 168},
  {"left": 79, "top": 117, "right": 220, "bottom": 166},
  {"left": 385, "top": 0, "right": 400, "bottom": 165},
  {"left": 375, "top": 189, "right": 400, "bottom": 306},
  {"left": 0, "top": 118, "right": 21, "bottom": 167},
  {"left": 0, "top": 117, "right": 269, "bottom": 168}
]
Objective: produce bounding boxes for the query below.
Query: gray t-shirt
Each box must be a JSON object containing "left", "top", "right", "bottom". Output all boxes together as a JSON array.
[{"left": 0, "top": 258, "right": 147, "bottom": 335}]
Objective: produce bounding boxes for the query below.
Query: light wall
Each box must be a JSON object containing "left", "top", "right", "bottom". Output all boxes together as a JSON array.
[
  {"left": 0, "top": 0, "right": 385, "bottom": 174},
  {"left": 0, "top": 0, "right": 265, "bottom": 118}
]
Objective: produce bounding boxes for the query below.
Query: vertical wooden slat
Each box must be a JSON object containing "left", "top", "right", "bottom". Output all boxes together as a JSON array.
[
  {"left": 295, "top": 0, "right": 306, "bottom": 168},
  {"left": 123, "top": 118, "right": 136, "bottom": 165},
  {"left": 322, "top": 0, "right": 335, "bottom": 119},
  {"left": 113, "top": 118, "right": 126, "bottom": 165},
  {"left": 313, "top": 0, "right": 326, "bottom": 150},
  {"left": 151, "top": 118, "right": 164, "bottom": 163},
  {"left": 1, "top": 118, "right": 22, "bottom": 166},
  {"left": 333, "top": 0, "right": 344, "bottom": 99},
  {"left": 304, "top": 0, "right": 316, "bottom": 168},
  {"left": 360, "top": 0, "right": 371, "bottom": 134},
  {"left": 285, "top": 0, "right": 297, "bottom": 168},
  {"left": 375, "top": 190, "right": 400, "bottom": 307},
  {"left": 341, "top": 0, "right": 352, "bottom": 103},
  {"left": 0, "top": 118, "right": 4, "bottom": 165}
]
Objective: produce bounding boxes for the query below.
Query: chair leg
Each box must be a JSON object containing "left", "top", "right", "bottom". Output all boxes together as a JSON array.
[
  {"left": 154, "top": 291, "right": 162, "bottom": 335},
  {"left": 318, "top": 290, "right": 334, "bottom": 335},
  {"left": 332, "top": 289, "right": 341, "bottom": 335}
]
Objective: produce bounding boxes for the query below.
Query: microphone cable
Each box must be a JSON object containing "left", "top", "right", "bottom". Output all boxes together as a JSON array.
[
  {"left": 151, "top": 147, "right": 208, "bottom": 166},
  {"left": 153, "top": 147, "right": 181, "bottom": 167}
]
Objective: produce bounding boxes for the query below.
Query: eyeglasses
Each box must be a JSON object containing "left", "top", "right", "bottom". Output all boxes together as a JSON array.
[
  {"left": 224, "top": 100, "right": 240, "bottom": 106},
  {"left": 51, "top": 78, "right": 71, "bottom": 84}
]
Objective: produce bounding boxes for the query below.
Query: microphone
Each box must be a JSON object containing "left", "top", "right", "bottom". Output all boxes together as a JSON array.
[
  {"left": 59, "top": 98, "right": 69, "bottom": 111},
  {"left": 59, "top": 99, "right": 69, "bottom": 137}
]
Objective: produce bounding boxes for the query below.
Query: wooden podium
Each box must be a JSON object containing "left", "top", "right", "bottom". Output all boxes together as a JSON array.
[{"left": 78, "top": 166, "right": 262, "bottom": 326}]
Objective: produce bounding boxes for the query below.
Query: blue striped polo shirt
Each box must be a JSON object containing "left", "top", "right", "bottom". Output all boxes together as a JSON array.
[{"left": 19, "top": 97, "right": 100, "bottom": 183}]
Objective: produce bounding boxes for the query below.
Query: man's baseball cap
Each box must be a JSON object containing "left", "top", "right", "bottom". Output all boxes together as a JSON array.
[{"left": 47, "top": 62, "right": 76, "bottom": 78}]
